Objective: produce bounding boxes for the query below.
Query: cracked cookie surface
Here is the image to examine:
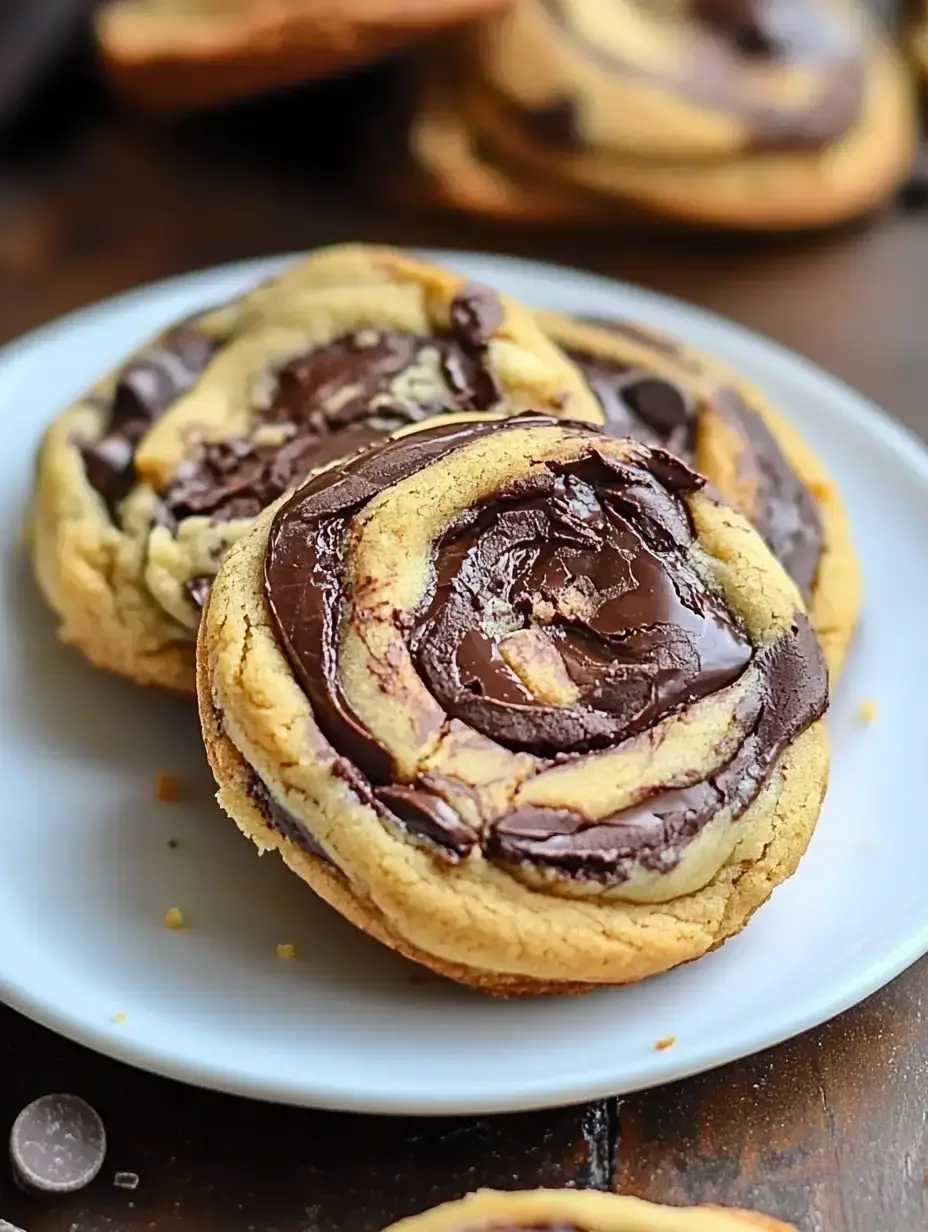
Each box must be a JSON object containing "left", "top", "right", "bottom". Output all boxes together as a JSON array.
[{"left": 198, "top": 417, "right": 829, "bottom": 995}]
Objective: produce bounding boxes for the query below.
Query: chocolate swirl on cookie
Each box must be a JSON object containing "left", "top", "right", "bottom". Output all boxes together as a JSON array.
[
  {"left": 562, "top": 318, "right": 823, "bottom": 598},
  {"left": 159, "top": 287, "right": 506, "bottom": 530},
  {"left": 33, "top": 245, "right": 603, "bottom": 698},
  {"left": 81, "top": 322, "right": 219, "bottom": 513},
  {"left": 530, "top": 0, "right": 864, "bottom": 152},
  {"left": 82, "top": 285, "right": 507, "bottom": 534},
  {"left": 260, "top": 417, "right": 826, "bottom": 886},
  {"left": 407, "top": 0, "right": 912, "bottom": 234}
]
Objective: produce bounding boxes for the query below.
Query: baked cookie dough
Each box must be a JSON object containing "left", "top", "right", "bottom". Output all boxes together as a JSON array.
[
  {"left": 28, "top": 244, "right": 601, "bottom": 693},
  {"left": 198, "top": 416, "right": 829, "bottom": 995},
  {"left": 384, "top": 1190, "right": 797, "bottom": 1232},
  {"left": 400, "top": 62, "right": 614, "bottom": 226},
  {"left": 404, "top": 0, "right": 915, "bottom": 230},
  {"left": 537, "top": 312, "right": 860, "bottom": 680},
  {"left": 94, "top": 0, "right": 509, "bottom": 114}
]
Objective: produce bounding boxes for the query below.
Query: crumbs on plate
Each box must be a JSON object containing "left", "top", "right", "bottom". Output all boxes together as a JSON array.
[
  {"left": 163, "top": 907, "right": 186, "bottom": 931},
  {"left": 154, "top": 771, "right": 180, "bottom": 803},
  {"left": 276, "top": 943, "right": 297, "bottom": 961},
  {"left": 807, "top": 478, "right": 832, "bottom": 500},
  {"left": 655, "top": 1035, "right": 676, "bottom": 1051}
]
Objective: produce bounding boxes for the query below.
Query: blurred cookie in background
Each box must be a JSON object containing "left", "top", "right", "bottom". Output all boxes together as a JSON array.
[
  {"left": 94, "top": 0, "right": 510, "bottom": 114},
  {"left": 398, "top": 61, "right": 615, "bottom": 224},
  {"left": 402, "top": 0, "right": 916, "bottom": 231}
]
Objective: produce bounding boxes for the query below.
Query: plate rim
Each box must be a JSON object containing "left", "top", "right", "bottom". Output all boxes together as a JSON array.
[{"left": 2, "top": 248, "right": 927, "bottom": 1115}]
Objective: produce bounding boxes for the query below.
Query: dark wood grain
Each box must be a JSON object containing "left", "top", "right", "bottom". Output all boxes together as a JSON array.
[
  {"left": 0, "top": 1003, "right": 614, "bottom": 1232},
  {"left": 0, "top": 77, "right": 924, "bottom": 1232},
  {"left": 616, "top": 962, "right": 928, "bottom": 1232}
]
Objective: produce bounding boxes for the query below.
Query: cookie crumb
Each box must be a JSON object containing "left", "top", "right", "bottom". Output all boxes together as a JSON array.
[
  {"left": 167, "top": 838, "right": 180, "bottom": 850},
  {"left": 163, "top": 907, "right": 186, "bottom": 931},
  {"left": 114, "top": 1171, "right": 140, "bottom": 1191},
  {"left": 856, "top": 700, "right": 878, "bottom": 725},
  {"left": 276, "top": 943, "right": 297, "bottom": 960},
  {"left": 154, "top": 772, "right": 180, "bottom": 803},
  {"left": 110, "top": 1012, "right": 128, "bottom": 1025},
  {"left": 655, "top": 1035, "right": 676, "bottom": 1051}
]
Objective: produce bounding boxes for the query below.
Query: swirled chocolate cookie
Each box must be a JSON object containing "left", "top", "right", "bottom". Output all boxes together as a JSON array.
[
  {"left": 385, "top": 1190, "right": 797, "bottom": 1232},
  {"left": 538, "top": 312, "right": 860, "bottom": 679},
  {"left": 29, "top": 245, "right": 600, "bottom": 693},
  {"left": 95, "top": 0, "right": 509, "bottom": 114},
  {"left": 198, "top": 416, "right": 829, "bottom": 995},
  {"left": 404, "top": 0, "right": 915, "bottom": 230}
]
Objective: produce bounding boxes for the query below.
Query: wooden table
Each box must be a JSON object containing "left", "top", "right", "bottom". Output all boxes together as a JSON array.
[{"left": 0, "top": 74, "right": 926, "bottom": 1232}]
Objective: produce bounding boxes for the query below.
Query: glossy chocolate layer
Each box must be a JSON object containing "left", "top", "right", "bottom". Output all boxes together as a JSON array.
[
  {"left": 82, "top": 322, "right": 218, "bottom": 513},
  {"left": 266, "top": 417, "right": 556, "bottom": 784},
  {"left": 489, "top": 617, "right": 823, "bottom": 872},
  {"left": 568, "top": 348, "right": 697, "bottom": 459},
  {"left": 262, "top": 419, "right": 827, "bottom": 879},
  {"left": 533, "top": 0, "right": 864, "bottom": 153},
  {"left": 565, "top": 336, "right": 823, "bottom": 598},
  {"left": 714, "top": 387, "right": 823, "bottom": 599},
  {"left": 162, "top": 286, "right": 505, "bottom": 529},
  {"left": 248, "top": 771, "right": 333, "bottom": 864},
  {"left": 408, "top": 454, "right": 751, "bottom": 754}
]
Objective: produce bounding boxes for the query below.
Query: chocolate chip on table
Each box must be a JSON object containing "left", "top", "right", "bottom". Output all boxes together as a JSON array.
[{"left": 9, "top": 1094, "right": 106, "bottom": 1195}]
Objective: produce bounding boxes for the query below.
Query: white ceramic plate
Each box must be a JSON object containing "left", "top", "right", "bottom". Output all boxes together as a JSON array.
[{"left": 1, "top": 251, "right": 925, "bottom": 1115}]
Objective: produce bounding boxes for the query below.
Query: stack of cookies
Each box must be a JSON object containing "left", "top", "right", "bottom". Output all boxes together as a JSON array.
[
  {"left": 29, "top": 243, "right": 859, "bottom": 997},
  {"left": 399, "top": 0, "right": 916, "bottom": 230},
  {"left": 92, "top": 1, "right": 923, "bottom": 232}
]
